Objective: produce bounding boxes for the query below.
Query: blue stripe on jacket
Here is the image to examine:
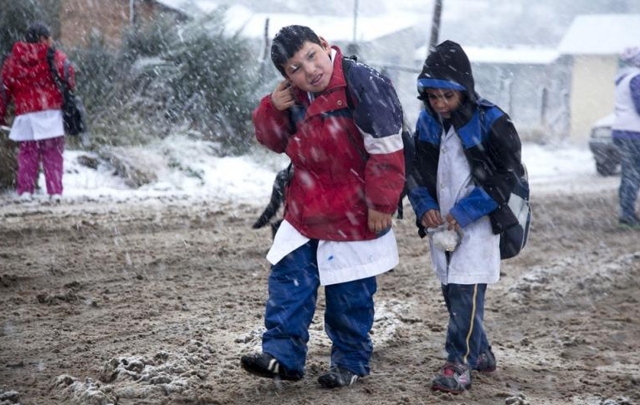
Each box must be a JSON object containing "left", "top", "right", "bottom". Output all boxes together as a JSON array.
[{"left": 344, "top": 62, "right": 403, "bottom": 139}]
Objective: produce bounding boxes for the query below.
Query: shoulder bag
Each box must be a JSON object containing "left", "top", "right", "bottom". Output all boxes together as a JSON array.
[{"left": 46, "top": 47, "right": 86, "bottom": 136}]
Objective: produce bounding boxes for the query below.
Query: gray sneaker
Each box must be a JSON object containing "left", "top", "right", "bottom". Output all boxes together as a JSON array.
[
  {"left": 318, "top": 366, "right": 359, "bottom": 388},
  {"left": 474, "top": 349, "right": 497, "bottom": 373},
  {"left": 431, "top": 362, "right": 471, "bottom": 394},
  {"left": 619, "top": 216, "right": 640, "bottom": 229}
]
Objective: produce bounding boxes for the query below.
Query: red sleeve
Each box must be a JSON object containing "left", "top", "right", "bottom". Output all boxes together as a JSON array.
[
  {"left": 252, "top": 94, "right": 292, "bottom": 153},
  {"left": 364, "top": 149, "right": 405, "bottom": 214}
]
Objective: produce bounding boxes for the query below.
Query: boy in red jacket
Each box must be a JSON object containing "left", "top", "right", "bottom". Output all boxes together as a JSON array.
[{"left": 241, "top": 25, "right": 405, "bottom": 388}]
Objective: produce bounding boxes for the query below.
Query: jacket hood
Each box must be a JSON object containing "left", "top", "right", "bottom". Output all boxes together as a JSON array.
[
  {"left": 10, "top": 42, "right": 50, "bottom": 68},
  {"left": 417, "top": 40, "right": 477, "bottom": 102}
]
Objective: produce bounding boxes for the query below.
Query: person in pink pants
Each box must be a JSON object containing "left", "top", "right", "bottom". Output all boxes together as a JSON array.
[
  {"left": 0, "top": 22, "right": 75, "bottom": 200},
  {"left": 16, "top": 137, "right": 65, "bottom": 196}
]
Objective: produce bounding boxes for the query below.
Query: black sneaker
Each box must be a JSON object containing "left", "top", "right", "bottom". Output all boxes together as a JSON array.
[
  {"left": 318, "top": 366, "right": 359, "bottom": 388},
  {"left": 240, "top": 353, "right": 303, "bottom": 381},
  {"left": 474, "top": 349, "right": 497, "bottom": 373},
  {"left": 431, "top": 362, "right": 471, "bottom": 394}
]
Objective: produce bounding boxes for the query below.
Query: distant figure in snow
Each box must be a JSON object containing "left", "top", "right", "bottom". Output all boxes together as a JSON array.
[
  {"left": 408, "top": 40, "right": 525, "bottom": 394},
  {"left": 240, "top": 25, "right": 405, "bottom": 389},
  {"left": 613, "top": 46, "right": 640, "bottom": 228},
  {"left": 0, "top": 22, "right": 76, "bottom": 202}
]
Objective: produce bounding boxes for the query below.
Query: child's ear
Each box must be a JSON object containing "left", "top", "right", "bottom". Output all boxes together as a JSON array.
[{"left": 319, "top": 37, "right": 330, "bottom": 51}]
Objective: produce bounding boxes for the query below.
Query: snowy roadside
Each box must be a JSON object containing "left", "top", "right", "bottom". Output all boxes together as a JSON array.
[{"left": 0, "top": 139, "right": 618, "bottom": 214}]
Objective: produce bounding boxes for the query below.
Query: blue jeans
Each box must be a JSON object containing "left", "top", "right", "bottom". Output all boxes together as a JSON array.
[
  {"left": 614, "top": 138, "right": 640, "bottom": 220},
  {"left": 441, "top": 283, "right": 489, "bottom": 368},
  {"left": 262, "top": 240, "right": 377, "bottom": 376}
]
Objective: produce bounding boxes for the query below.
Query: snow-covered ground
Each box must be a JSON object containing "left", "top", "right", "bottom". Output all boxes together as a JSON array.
[{"left": 0, "top": 139, "right": 619, "bottom": 208}]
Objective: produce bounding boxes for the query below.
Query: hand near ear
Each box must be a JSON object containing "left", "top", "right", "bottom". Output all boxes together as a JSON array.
[{"left": 271, "top": 80, "right": 295, "bottom": 111}]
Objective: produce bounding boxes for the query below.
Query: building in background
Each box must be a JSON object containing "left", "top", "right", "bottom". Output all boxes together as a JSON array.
[
  {"left": 172, "top": 4, "right": 424, "bottom": 124},
  {"left": 414, "top": 45, "right": 568, "bottom": 141},
  {"left": 57, "top": 0, "right": 187, "bottom": 49},
  {"left": 558, "top": 14, "right": 640, "bottom": 141}
]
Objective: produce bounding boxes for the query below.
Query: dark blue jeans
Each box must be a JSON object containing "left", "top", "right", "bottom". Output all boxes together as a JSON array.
[
  {"left": 614, "top": 138, "right": 640, "bottom": 220},
  {"left": 441, "top": 283, "right": 489, "bottom": 368},
  {"left": 262, "top": 240, "right": 377, "bottom": 376}
]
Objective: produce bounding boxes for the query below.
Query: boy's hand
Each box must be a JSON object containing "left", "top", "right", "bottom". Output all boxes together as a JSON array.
[
  {"left": 271, "top": 80, "right": 295, "bottom": 111},
  {"left": 420, "top": 209, "right": 444, "bottom": 229},
  {"left": 368, "top": 208, "right": 393, "bottom": 234},
  {"left": 445, "top": 213, "right": 461, "bottom": 232}
]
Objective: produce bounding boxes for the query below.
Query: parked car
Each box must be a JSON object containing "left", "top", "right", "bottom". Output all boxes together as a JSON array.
[{"left": 588, "top": 114, "right": 620, "bottom": 176}]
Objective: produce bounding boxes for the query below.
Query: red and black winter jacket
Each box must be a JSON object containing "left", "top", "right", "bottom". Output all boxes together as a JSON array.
[
  {"left": 252, "top": 46, "right": 405, "bottom": 241},
  {"left": 0, "top": 41, "right": 75, "bottom": 124}
]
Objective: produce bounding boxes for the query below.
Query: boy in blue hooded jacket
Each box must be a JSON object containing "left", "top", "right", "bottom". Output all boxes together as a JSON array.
[{"left": 408, "top": 40, "right": 525, "bottom": 394}]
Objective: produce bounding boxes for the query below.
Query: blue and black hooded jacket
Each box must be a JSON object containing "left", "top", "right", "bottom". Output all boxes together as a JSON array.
[{"left": 409, "top": 40, "right": 525, "bottom": 237}]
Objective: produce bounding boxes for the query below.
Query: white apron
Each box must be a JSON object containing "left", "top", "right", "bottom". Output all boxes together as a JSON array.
[{"left": 430, "top": 126, "right": 500, "bottom": 285}]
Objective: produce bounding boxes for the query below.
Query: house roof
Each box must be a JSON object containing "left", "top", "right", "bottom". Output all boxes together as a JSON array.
[
  {"left": 414, "top": 45, "right": 559, "bottom": 65},
  {"left": 155, "top": 1, "right": 421, "bottom": 42},
  {"left": 558, "top": 14, "right": 640, "bottom": 56},
  {"left": 225, "top": 7, "right": 421, "bottom": 42},
  {"left": 154, "top": 0, "right": 220, "bottom": 14}
]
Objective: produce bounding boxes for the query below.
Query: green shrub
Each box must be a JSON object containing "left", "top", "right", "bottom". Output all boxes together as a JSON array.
[
  {"left": 70, "top": 9, "right": 258, "bottom": 155},
  {"left": 161, "top": 13, "right": 258, "bottom": 153},
  {"left": 0, "top": 0, "right": 56, "bottom": 60}
]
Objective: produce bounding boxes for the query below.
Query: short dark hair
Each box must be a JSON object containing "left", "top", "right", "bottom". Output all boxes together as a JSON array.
[
  {"left": 271, "top": 25, "right": 321, "bottom": 76},
  {"left": 25, "top": 22, "right": 51, "bottom": 43}
]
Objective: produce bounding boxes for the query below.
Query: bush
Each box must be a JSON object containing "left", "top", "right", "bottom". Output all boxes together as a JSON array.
[
  {"left": 161, "top": 14, "right": 258, "bottom": 153},
  {"left": 0, "top": 0, "right": 57, "bottom": 60},
  {"left": 72, "top": 9, "right": 259, "bottom": 155}
]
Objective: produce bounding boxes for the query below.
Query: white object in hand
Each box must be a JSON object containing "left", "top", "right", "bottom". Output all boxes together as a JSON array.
[{"left": 432, "top": 228, "right": 461, "bottom": 252}]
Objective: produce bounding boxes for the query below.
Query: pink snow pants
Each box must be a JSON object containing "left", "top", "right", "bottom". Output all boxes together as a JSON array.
[{"left": 16, "top": 136, "right": 65, "bottom": 196}]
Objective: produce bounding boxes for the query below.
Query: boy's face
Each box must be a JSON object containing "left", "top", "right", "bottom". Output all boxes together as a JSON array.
[
  {"left": 424, "top": 88, "right": 462, "bottom": 118},
  {"left": 282, "top": 38, "right": 333, "bottom": 93}
]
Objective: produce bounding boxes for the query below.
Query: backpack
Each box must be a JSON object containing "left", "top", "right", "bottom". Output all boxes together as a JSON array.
[
  {"left": 47, "top": 48, "right": 86, "bottom": 136},
  {"left": 472, "top": 107, "right": 531, "bottom": 260},
  {"left": 498, "top": 164, "right": 531, "bottom": 259},
  {"left": 342, "top": 56, "right": 415, "bottom": 218}
]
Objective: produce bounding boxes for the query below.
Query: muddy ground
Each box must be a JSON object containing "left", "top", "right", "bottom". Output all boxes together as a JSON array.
[{"left": 0, "top": 184, "right": 639, "bottom": 405}]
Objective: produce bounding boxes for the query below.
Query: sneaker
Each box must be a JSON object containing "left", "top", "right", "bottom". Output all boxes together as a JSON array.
[
  {"left": 474, "top": 349, "right": 497, "bottom": 373},
  {"left": 431, "top": 362, "right": 471, "bottom": 394},
  {"left": 318, "top": 366, "right": 359, "bottom": 389},
  {"left": 50, "top": 194, "right": 62, "bottom": 203},
  {"left": 619, "top": 216, "right": 640, "bottom": 229},
  {"left": 18, "top": 192, "right": 33, "bottom": 201},
  {"left": 240, "top": 353, "right": 303, "bottom": 381}
]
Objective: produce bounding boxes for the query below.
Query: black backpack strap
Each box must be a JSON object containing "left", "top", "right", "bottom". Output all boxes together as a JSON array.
[
  {"left": 340, "top": 55, "right": 368, "bottom": 162},
  {"left": 342, "top": 54, "right": 411, "bottom": 219},
  {"left": 46, "top": 47, "right": 67, "bottom": 94},
  {"left": 341, "top": 55, "right": 357, "bottom": 111}
]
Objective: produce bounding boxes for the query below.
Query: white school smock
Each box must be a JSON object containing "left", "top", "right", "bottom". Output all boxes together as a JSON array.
[
  {"left": 430, "top": 125, "right": 500, "bottom": 285},
  {"left": 9, "top": 109, "right": 64, "bottom": 142},
  {"left": 266, "top": 219, "right": 398, "bottom": 286}
]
